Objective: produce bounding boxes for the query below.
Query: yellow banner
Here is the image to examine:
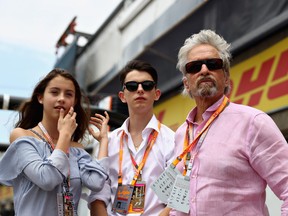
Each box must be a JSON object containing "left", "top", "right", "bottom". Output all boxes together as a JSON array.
[
  {"left": 0, "top": 186, "right": 13, "bottom": 200},
  {"left": 154, "top": 37, "right": 288, "bottom": 130}
]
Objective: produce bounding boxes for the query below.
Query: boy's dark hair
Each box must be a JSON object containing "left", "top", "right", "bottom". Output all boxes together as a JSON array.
[{"left": 119, "top": 60, "right": 158, "bottom": 86}]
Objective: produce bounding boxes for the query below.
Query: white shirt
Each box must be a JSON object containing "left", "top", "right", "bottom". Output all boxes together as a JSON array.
[{"left": 89, "top": 115, "right": 175, "bottom": 216}]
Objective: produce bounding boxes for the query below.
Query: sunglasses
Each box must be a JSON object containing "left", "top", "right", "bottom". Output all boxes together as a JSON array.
[
  {"left": 185, "top": 58, "right": 223, "bottom": 74},
  {"left": 123, "top": 80, "right": 156, "bottom": 92}
]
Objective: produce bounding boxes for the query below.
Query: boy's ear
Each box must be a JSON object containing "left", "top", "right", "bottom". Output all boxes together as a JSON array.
[
  {"left": 154, "top": 89, "right": 161, "bottom": 101},
  {"left": 118, "top": 91, "right": 127, "bottom": 103}
]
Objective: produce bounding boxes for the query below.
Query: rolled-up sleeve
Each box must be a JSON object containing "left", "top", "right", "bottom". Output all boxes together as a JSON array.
[
  {"left": 75, "top": 148, "right": 109, "bottom": 192},
  {"left": 88, "top": 179, "right": 111, "bottom": 209},
  {"left": 48, "top": 149, "right": 70, "bottom": 176}
]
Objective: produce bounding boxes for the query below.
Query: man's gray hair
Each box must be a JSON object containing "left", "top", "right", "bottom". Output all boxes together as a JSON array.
[{"left": 177, "top": 29, "right": 232, "bottom": 95}]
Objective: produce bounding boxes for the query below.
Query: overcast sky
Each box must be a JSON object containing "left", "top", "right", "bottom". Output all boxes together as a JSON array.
[{"left": 0, "top": 0, "right": 122, "bottom": 144}]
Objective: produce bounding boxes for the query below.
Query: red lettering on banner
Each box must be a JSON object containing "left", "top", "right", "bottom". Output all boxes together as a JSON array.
[
  {"left": 272, "top": 49, "right": 288, "bottom": 81},
  {"left": 248, "top": 91, "right": 262, "bottom": 106},
  {"left": 233, "top": 99, "right": 244, "bottom": 104},
  {"left": 268, "top": 80, "right": 288, "bottom": 99},
  {"left": 267, "top": 49, "right": 288, "bottom": 99},
  {"left": 236, "top": 57, "right": 274, "bottom": 96},
  {"left": 235, "top": 57, "right": 274, "bottom": 106},
  {"left": 157, "top": 110, "right": 165, "bottom": 123}
]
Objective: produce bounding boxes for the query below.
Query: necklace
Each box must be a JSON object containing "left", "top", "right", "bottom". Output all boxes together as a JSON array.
[
  {"left": 134, "top": 143, "right": 141, "bottom": 151},
  {"left": 132, "top": 136, "right": 142, "bottom": 151},
  {"left": 134, "top": 145, "right": 140, "bottom": 151}
]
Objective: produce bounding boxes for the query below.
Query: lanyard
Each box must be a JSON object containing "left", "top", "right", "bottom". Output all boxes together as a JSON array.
[
  {"left": 172, "top": 96, "right": 230, "bottom": 169},
  {"left": 183, "top": 124, "right": 209, "bottom": 176},
  {"left": 118, "top": 122, "right": 161, "bottom": 186},
  {"left": 128, "top": 151, "right": 140, "bottom": 174},
  {"left": 38, "top": 122, "right": 76, "bottom": 215},
  {"left": 38, "top": 122, "right": 56, "bottom": 150},
  {"left": 38, "top": 122, "right": 70, "bottom": 154},
  {"left": 38, "top": 122, "right": 71, "bottom": 183}
]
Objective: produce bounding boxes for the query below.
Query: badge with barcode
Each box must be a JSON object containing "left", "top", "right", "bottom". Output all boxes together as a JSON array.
[{"left": 150, "top": 164, "right": 181, "bottom": 203}]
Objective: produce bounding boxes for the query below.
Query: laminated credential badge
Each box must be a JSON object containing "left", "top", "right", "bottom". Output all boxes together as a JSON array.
[
  {"left": 167, "top": 175, "right": 190, "bottom": 213},
  {"left": 112, "top": 185, "right": 134, "bottom": 215},
  {"left": 150, "top": 164, "right": 181, "bottom": 203}
]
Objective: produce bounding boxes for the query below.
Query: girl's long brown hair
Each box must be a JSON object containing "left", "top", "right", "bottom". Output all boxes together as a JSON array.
[{"left": 15, "top": 68, "right": 90, "bottom": 142}]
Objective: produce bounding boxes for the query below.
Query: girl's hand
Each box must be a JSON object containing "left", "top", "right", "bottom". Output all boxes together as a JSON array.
[
  {"left": 58, "top": 107, "right": 78, "bottom": 138},
  {"left": 89, "top": 111, "right": 109, "bottom": 142}
]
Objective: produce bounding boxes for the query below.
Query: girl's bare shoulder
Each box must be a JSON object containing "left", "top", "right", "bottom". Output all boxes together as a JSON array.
[{"left": 10, "top": 128, "right": 36, "bottom": 143}]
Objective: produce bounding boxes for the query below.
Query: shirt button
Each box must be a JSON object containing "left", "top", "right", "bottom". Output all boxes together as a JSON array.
[
  {"left": 191, "top": 197, "right": 196, "bottom": 202},
  {"left": 191, "top": 174, "right": 197, "bottom": 178}
]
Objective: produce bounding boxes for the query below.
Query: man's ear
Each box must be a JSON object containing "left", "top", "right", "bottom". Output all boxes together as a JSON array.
[
  {"left": 224, "top": 74, "right": 230, "bottom": 88},
  {"left": 118, "top": 91, "right": 127, "bottom": 103},
  {"left": 182, "top": 76, "right": 189, "bottom": 90}
]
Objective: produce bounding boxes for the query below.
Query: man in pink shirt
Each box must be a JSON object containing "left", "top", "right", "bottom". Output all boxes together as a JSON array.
[{"left": 169, "top": 29, "right": 288, "bottom": 215}]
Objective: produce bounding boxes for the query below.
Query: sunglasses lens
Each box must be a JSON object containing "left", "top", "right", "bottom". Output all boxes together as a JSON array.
[
  {"left": 142, "top": 81, "right": 155, "bottom": 91},
  {"left": 125, "top": 81, "right": 138, "bottom": 91},
  {"left": 124, "top": 81, "right": 155, "bottom": 92},
  {"left": 206, "top": 59, "right": 223, "bottom": 70},
  {"left": 185, "top": 62, "right": 202, "bottom": 74},
  {"left": 185, "top": 59, "right": 223, "bottom": 74}
]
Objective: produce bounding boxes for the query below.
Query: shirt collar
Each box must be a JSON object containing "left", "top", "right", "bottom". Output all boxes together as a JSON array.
[
  {"left": 117, "top": 114, "right": 160, "bottom": 136},
  {"left": 186, "top": 95, "right": 225, "bottom": 124}
]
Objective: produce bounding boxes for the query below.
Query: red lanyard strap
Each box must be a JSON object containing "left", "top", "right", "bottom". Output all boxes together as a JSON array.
[
  {"left": 172, "top": 96, "right": 229, "bottom": 168},
  {"left": 118, "top": 122, "right": 161, "bottom": 186}
]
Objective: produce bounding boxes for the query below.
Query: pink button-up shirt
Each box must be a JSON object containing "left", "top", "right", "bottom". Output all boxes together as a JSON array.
[{"left": 171, "top": 96, "right": 288, "bottom": 216}]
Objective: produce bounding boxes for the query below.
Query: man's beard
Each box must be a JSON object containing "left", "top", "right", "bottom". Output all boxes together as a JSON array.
[
  {"left": 197, "top": 83, "right": 217, "bottom": 97},
  {"left": 191, "top": 76, "right": 218, "bottom": 98}
]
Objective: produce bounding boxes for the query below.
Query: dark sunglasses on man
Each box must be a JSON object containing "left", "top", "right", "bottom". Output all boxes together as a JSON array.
[
  {"left": 185, "top": 58, "right": 223, "bottom": 74},
  {"left": 123, "top": 80, "right": 156, "bottom": 92}
]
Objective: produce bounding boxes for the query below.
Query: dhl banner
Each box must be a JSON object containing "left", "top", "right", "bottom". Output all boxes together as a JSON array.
[{"left": 154, "top": 37, "right": 288, "bottom": 130}]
